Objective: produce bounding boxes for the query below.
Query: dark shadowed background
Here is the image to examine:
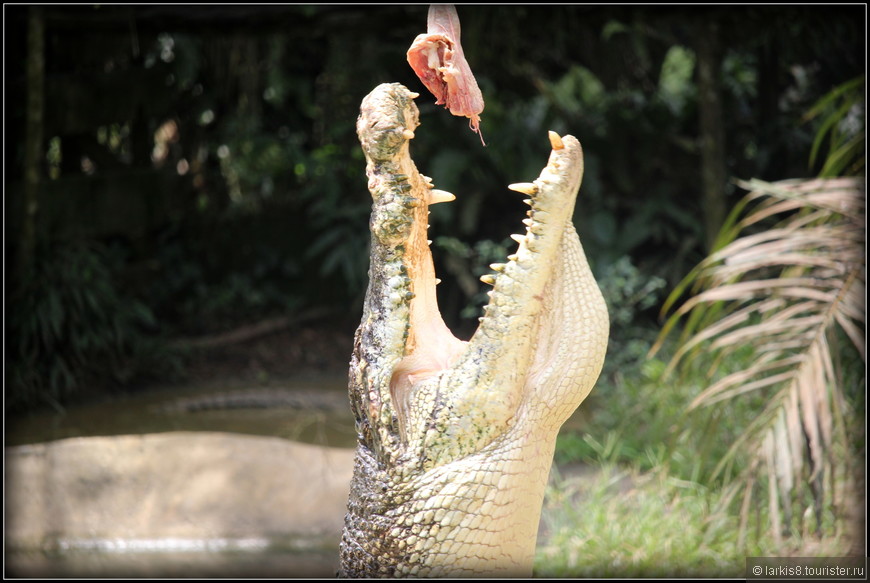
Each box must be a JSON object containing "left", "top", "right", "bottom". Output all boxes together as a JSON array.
[{"left": 5, "top": 5, "right": 862, "bottom": 411}]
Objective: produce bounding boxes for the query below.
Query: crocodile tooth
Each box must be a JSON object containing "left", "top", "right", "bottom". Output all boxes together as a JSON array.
[
  {"left": 507, "top": 254, "right": 518, "bottom": 261},
  {"left": 489, "top": 263, "right": 506, "bottom": 272},
  {"left": 408, "top": 91, "right": 420, "bottom": 98},
  {"left": 521, "top": 198, "right": 533, "bottom": 206},
  {"left": 428, "top": 189, "right": 456, "bottom": 205},
  {"left": 510, "top": 234, "right": 525, "bottom": 244},
  {"left": 507, "top": 182, "right": 538, "bottom": 195},
  {"left": 479, "top": 274, "right": 496, "bottom": 285},
  {"left": 403, "top": 129, "right": 416, "bottom": 140},
  {"left": 522, "top": 218, "right": 533, "bottom": 227},
  {"left": 548, "top": 130, "right": 565, "bottom": 150},
  {"left": 435, "top": 278, "right": 441, "bottom": 285}
]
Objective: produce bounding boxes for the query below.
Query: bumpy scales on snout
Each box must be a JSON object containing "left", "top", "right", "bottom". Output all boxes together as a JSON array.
[{"left": 339, "top": 83, "right": 609, "bottom": 577}]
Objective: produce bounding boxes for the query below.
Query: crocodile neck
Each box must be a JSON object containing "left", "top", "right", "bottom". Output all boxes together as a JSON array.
[{"left": 339, "top": 83, "right": 609, "bottom": 578}]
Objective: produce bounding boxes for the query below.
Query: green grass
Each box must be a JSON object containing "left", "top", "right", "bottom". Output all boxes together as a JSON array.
[
  {"left": 539, "top": 339, "right": 861, "bottom": 578},
  {"left": 535, "top": 465, "right": 778, "bottom": 578},
  {"left": 535, "top": 462, "right": 857, "bottom": 578},
  {"left": 557, "top": 345, "right": 783, "bottom": 483}
]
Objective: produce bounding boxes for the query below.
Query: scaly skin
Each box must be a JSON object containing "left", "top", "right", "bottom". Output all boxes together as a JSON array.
[{"left": 339, "top": 83, "right": 609, "bottom": 578}]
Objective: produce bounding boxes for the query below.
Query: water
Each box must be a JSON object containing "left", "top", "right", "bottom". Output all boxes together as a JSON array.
[
  {"left": 6, "top": 375, "right": 357, "bottom": 449},
  {"left": 6, "top": 377, "right": 356, "bottom": 578},
  {"left": 7, "top": 537, "right": 340, "bottom": 578}
]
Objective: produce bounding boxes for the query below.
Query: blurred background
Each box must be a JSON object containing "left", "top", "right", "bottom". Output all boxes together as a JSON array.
[{"left": 5, "top": 4, "right": 865, "bottom": 578}]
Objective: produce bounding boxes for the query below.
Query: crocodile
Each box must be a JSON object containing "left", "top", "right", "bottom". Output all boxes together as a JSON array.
[{"left": 338, "top": 83, "right": 609, "bottom": 577}]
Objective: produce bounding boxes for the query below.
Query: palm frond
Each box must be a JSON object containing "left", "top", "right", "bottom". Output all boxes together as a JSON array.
[
  {"left": 803, "top": 75, "right": 865, "bottom": 177},
  {"left": 653, "top": 176, "right": 865, "bottom": 542}
]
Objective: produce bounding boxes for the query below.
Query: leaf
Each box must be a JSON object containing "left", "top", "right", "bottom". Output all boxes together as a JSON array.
[
  {"left": 652, "top": 176, "right": 864, "bottom": 542},
  {"left": 802, "top": 75, "right": 865, "bottom": 124},
  {"left": 809, "top": 98, "right": 854, "bottom": 170},
  {"left": 803, "top": 75, "right": 865, "bottom": 177},
  {"left": 820, "top": 133, "right": 865, "bottom": 178}
]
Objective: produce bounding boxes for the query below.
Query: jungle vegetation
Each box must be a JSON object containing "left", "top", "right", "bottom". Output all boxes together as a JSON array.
[{"left": 5, "top": 5, "right": 865, "bottom": 573}]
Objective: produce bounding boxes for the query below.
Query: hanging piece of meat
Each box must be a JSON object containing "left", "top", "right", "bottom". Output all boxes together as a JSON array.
[{"left": 407, "top": 4, "right": 486, "bottom": 144}]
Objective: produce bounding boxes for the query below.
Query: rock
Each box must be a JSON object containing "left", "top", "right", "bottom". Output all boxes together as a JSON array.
[{"left": 5, "top": 432, "right": 355, "bottom": 548}]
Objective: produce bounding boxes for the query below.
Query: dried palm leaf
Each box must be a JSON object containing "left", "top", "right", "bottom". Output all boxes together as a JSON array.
[{"left": 652, "top": 176, "right": 865, "bottom": 542}]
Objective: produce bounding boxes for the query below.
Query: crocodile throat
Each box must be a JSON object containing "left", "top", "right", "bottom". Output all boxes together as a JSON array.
[{"left": 340, "top": 83, "right": 609, "bottom": 577}]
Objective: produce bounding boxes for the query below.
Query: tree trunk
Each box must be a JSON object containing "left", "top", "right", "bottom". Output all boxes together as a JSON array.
[
  {"left": 696, "top": 19, "right": 727, "bottom": 252},
  {"left": 18, "top": 6, "right": 45, "bottom": 285}
]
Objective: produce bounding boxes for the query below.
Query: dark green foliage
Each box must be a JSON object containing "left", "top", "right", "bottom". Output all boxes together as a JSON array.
[
  {"left": 804, "top": 75, "right": 865, "bottom": 177},
  {"left": 144, "top": 231, "right": 306, "bottom": 336},
  {"left": 596, "top": 256, "right": 667, "bottom": 382},
  {"left": 6, "top": 241, "right": 170, "bottom": 411},
  {"left": 432, "top": 236, "right": 513, "bottom": 336},
  {"left": 4, "top": 5, "right": 863, "bottom": 408}
]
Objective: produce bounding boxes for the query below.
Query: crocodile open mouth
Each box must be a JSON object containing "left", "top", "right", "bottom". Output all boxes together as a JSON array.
[
  {"left": 352, "top": 83, "right": 606, "bottom": 454},
  {"left": 388, "top": 129, "right": 579, "bottom": 438}
]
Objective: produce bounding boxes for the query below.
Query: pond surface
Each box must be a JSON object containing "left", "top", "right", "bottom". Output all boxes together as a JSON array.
[
  {"left": 6, "top": 374, "right": 357, "bottom": 449},
  {"left": 7, "top": 536, "right": 341, "bottom": 578},
  {"left": 6, "top": 376, "right": 356, "bottom": 578}
]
